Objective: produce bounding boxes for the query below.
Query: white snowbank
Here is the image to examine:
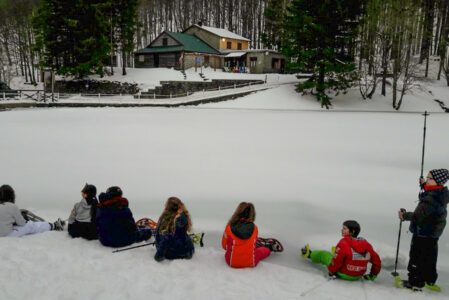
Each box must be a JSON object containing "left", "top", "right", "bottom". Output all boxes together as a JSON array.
[{"left": 0, "top": 105, "right": 448, "bottom": 299}]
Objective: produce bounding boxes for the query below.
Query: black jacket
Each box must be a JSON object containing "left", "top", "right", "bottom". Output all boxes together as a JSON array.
[{"left": 404, "top": 186, "right": 448, "bottom": 238}]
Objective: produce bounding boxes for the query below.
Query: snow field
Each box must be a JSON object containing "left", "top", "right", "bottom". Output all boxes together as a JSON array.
[{"left": 0, "top": 84, "right": 448, "bottom": 299}]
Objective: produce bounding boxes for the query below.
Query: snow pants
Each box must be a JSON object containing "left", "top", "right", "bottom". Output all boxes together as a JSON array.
[
  {"left": 254, "top": 246, "right": 271, "bottom": 266},
  {"left": 407, "top": 235, "right": 438, "bottom": 287},
  {"left": 310, "top": 250, "right": 359, "bottom": 281},
  {"left": 7, "top": 221, "right": 51, "bottom": 237}
]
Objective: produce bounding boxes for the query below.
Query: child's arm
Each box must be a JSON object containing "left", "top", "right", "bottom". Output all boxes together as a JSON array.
[
  {"left": 12, "top": 204, "right": 26, "bottom": 226},
  {"left": 68, "top": 203, "right": 78, "bottom": 224}
]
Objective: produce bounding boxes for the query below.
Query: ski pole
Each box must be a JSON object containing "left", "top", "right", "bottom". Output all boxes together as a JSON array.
[
  {"left": 391, "top": 209, "right": 405, "bottom": 277},
  {"left": 420, "top": 111, "right": 429, "bottom": 180},
  {"left": 112, "top": 242, "right": 155, "bottom": 253},
  {"left": 300, "top": 276, "right": 336, "bottom": 297}
]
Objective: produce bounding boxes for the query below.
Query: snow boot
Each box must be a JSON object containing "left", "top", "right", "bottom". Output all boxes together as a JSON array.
[
  {"left": 301, "top": 244, "right": 311, "bottom": 258},
  {"left": 396, "top": 278, "right": 422, "bottom": 292},
  {"left": 52, "top": 218, "right": 65, "bottom": 231}
]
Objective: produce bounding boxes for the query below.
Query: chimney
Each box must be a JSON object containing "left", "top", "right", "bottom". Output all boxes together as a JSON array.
[{"left": 198, "top": 21, "right": 203, "bottom": 27}]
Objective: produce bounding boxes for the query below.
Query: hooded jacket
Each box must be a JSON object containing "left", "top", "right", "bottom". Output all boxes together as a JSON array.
[
  {"left": 222, "top": 221, "right": 258, "bottom": 268},
  {"left": 155, "top": 212, "right": 194, "bottom": 259},
  {"left": 404, "top": 185, "right": 448, "bottom": 239},
  {"left": 96, "top": 192, "right": 137, "bottom": 247},
  {"left": 329, "top": 235, "right": 381, "bottom": 277},
  {"left": 0, "top": 202, "right": 26, "bottom": 237}
]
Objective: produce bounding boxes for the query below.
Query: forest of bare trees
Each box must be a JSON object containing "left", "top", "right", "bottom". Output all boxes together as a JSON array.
[{"left": 1, "top": 0, "right": 449, "bottom": 109}]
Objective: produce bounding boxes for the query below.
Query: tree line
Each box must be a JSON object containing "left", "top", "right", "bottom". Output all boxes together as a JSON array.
[{"left": 1, "top": 0, "right": 449, "bottom": 110}]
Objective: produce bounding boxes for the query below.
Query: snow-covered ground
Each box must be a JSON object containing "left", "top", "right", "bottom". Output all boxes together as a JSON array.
[
  {"left": 7, "top": 67, "right": 297, "bottom": 93},
  {"left": 1, "top": 67, "right": 448, "bottom": 299}
]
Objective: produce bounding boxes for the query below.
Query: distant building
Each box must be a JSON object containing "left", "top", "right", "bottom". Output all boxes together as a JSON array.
[
  {"left": 134, "top": 23, "right": 285, "bottom": 74},
  {"left": 134, "top": 31, "right": 222, "bottom": 70}
]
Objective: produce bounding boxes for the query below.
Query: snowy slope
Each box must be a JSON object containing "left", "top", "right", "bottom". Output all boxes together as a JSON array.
[{"left": 0, "top": 101, "right": 448, "bottom": 299}]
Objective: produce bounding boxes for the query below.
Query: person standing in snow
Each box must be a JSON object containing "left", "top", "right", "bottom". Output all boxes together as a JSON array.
[
  {"left": 222, "top": 202, "right": 272, "bottom": 268},
  {"left": 67, "top": 183, "right": 98, "bottom": 240},
  {"left": 301, "top": 220, "right": 381, "bottom": 281},
  {"left": 96, "top": 186, "right": 152, "bottom": 247},
  {"left": 398, "top": 169, "right": 449, "bottom": 291},
  {"left": 154, "top": 197, "right": 194, "bottom": 262},
  {"left": 0, "top": 185, "right": 65, "bottom": 237}
]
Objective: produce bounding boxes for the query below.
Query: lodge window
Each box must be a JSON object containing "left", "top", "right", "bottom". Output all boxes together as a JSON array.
[
  {"left": 250, "top": 57, "right": 257, "bottom": 67},
  {"left": 272, "top": 58, "right": 279, "bottom": 69},
  {"left": 227, "top": 41, "right": 232, "bottom": 49},
  {"left": 139, "top": 55, "right": 144, "bottom": 62},
  {"left": 237, "top": 43, "right": 242, "bottom": 50},
  {"left": 162, "top": 38, "right": 168, "bottom": 46}
]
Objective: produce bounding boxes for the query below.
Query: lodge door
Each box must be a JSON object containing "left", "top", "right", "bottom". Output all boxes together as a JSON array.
[{"left": 154, "top": 54, "right": 159, "bottom": 67}]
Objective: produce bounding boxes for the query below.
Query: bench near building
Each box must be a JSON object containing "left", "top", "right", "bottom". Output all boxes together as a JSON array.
[{"left": 134, "top": 23, "right": 285, "bottom": 74}]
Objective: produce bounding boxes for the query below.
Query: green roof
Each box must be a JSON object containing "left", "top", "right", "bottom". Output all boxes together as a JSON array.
[
  {"left": 167, "top": 32, "right": 220, "bottom": 55},
  {"left": 135, "top": 46, "right": 183, "bottom": 54},
  {"left": 135, "top": 31, "right": 221, "bottom": 55}
]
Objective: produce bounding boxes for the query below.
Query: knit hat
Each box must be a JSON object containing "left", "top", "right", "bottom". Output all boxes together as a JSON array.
[
  {"left": 343, "top": 220, "right": 361, "bottom": 238},
  {"left": 429, "top": 169, "right": 449, "bottom": 186},
  {"left": 106, "top": 186, "right": 123, "bottom": 197},
  {"left": 81, "top": 184, "right": 97, "bottom": 199}
]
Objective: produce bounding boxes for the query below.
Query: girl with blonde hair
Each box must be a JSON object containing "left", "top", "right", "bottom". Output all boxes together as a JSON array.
[{"left": 154, "top": 197, "right": 194, "bottom": 262}]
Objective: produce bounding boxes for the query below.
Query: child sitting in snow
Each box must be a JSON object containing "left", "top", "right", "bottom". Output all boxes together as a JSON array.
[
  {"left": 398, "top": 169, "right": 448, "bottom": 291},
  {"left": 0, "top": 185, "right": 64, "bottom": 237},
  {"left": 154, "top": 197, "right": 194, "bottom": 262},
  {"left": 96, "top": 186, "right": 152, "bottom": 247},
  {"left": 301, "top": 220, "right": 381, "bottom": 281},
  {"left": 67, "top": 183, "right": 98, "bottom": 240},
  {"left": 222, "top": 202, "right": 273, "bottom": 268}
]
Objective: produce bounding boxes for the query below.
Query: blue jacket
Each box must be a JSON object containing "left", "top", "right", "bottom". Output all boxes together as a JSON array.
[
  {"left": 155, "top": 212, "right": 194, "bottom": 259},
  {"left": 404, "top": 186, "right": 448, "bottom": 239},
  {"left": 96, "top": 193, "right": 137, "bottom": 247}
]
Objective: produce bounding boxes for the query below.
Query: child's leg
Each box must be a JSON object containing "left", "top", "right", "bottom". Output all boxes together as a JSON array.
[
  {"left": 254, "top": 246, "right": 271, "bottom": 266},
  {"left": 407, "top": 236, "right": 426, "bottom": 287},
  {"left": 134, "top": 228, "right": 153, "bottom": 243},
  {"left": 420, "top": 238, "right": 438, "bottom": 285},
  {"left": 7, "top": 221, "right": 52, "bottom": 237},
  {"left": 310, "top": 250, "right": 333, "bottom": 267}
]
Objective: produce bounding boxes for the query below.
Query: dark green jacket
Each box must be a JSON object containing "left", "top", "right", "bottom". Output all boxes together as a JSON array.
[{"left": 404, "top": 186, "right": 448, "bottom": 239}]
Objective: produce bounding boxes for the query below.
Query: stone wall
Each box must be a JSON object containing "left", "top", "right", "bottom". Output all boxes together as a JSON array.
[
  {"left": 139, "top": 79, "right": 264, "bottom": 98},
  {"left": 49, "top": 80, "right": 139, "bottom": 94}
]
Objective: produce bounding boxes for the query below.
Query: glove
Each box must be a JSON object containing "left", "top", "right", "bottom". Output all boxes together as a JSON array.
[
  {"left": 363, "top": 274, "right": 376, "bottom": 281},
  {"left": 328, "top": 272, "right": 337, "bottom": 279}
]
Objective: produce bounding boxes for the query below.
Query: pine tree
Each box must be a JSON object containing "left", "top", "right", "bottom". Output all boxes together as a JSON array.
[
  {"left": 281, "top": 0, "right": 363, "bottom": 108},
  {"left": 33, "top": 0, "right": 110, "bottom": 78},
  {"left": 109, "top": 0, "right": 139, "bottom": 76}
]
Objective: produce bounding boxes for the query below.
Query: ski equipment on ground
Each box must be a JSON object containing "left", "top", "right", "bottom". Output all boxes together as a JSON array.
[
  {"left": 136, "top": 217, "right": 157, "bottom": 229},
  {"left": 112, "top": 242, "right": 156, "bottom": 253},
  {"left": 20, "top": 209, "right": 45, "bottom": 222},
  {"left": 394, "top": 277, "right": 423, "bottom": 292},
  {"left": 425, "top": 282, "right": 442, "bottom": 292},
  {"left": 256, "top": 237, "right": 284, "bottom": 252}
]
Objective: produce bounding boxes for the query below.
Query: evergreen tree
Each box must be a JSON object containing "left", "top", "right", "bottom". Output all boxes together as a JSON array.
[
  {"left": 109, "top": 0, "right": 139, "bottom": 76},
  {"left": 262, "top": 0, "right": 288, "bottom": 50},
  {"left": 281, "top": 0, "right": 363, "bottom": 108},
  {"left": 33, "top": 0, "right": 110, "bottom": 78}
]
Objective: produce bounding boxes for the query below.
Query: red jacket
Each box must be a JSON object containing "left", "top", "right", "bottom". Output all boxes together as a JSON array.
[
  {"left": 222, "top": 223, "right": 258, "bottom": 268},
  {"left": 329, "top": 236, "right": 381, "bottom": 277}
]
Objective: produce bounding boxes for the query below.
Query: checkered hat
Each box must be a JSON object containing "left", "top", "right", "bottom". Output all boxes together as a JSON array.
[{"left": 429, "top": 169, "right": 449, "bottom": 186}]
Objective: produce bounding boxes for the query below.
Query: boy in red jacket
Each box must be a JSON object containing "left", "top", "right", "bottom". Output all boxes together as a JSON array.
[{"left": 301, "top": 220, "right": 381, "bottom": 281}]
